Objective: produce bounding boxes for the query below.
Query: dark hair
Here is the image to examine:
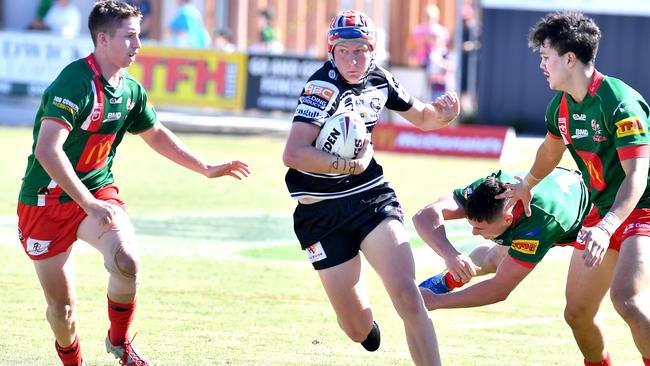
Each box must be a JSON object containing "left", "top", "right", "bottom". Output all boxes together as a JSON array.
[
  {"left": 466, "top": 176, "right": 508, "bottom": 223},
  {"left": 528, "top": 11, "right": 601, "bottom": 65},
  {"left": 260, "top": 8, "right": 274, "bottom": 20},
  {"left": 88, "top": 0, "right": 141, "bottom": 45}
]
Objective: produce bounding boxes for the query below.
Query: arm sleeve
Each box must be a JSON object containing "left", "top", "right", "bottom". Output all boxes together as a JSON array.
[
  {"left": 127, "top": 84, "right": 157, "bottom": 133},
  {"left": 507, "top": 214, "right": 558, "bottom": 266},
  {"left": 611, "top": 99, "right": 650, "bottom": 160},
  {"left": 292, "top": 78, "right": 340, "bottom": 127},
  {"left": 545, "top": 94, "right": 562, "bottom": 139},
  {"left": 40, "top": 76, "right": 88, "bottom": 130},
  {"left": 382, "top": 68, "right": 414, "bottom": 112}
]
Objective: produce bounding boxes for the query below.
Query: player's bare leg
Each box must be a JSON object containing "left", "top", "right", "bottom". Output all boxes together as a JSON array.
[
  {"left": 77, "top": 203, "right": 139, "bottom": 304},
  {"left": 34, "top": 246, "right": 78, "bottom": 348},
  {"left": 610, "top": 235, "right": 650, "bottom": 358},
  {"left": 564, "top": 248, "right": 617, "bottom": 363},
  {"left": 77, "top": 203, "right": 150, "bottom": 365},
  {"left": 362, "top": 218, "right": 441, "bottom": 366},
  {"left": 317, "top": 254, "right": 375, "bottom": 344},
  {"left": 470, "top": 244, "right": 508, "bottom": 275}
]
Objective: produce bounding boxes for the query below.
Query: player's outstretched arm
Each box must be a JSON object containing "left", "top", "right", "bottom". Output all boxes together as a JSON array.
[
  {"left": 496, "top": 135, "right": 565, "bottom": 216},
  {"left": 422, "top": 255, "right": 532, "bottom": 310},
  {"left": 138, "top": 122, "right": 250, "bottom": 180},
  {"left": 413, "top": 194, "right": 481, "bottom": 283},
  {"left": 398, "top": 91, "right": 460, "bottom": 131}
]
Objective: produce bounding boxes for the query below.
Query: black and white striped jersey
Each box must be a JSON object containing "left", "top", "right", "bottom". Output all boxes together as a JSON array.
[{"left": 285, "top": 61, "right": 414, "bottom": 201}]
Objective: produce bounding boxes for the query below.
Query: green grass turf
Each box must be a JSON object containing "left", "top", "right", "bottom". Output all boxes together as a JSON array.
[{"left": 3, "top": 126, "right": 642, "bottom": 365}]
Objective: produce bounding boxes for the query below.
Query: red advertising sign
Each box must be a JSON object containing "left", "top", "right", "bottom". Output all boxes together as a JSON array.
[{"left": 372, "top": 123, "right": 515, "bottom": 160}]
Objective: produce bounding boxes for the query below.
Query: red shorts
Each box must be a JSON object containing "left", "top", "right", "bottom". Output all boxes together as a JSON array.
[
  {"left": 17, "top": 184, "right": 126, "bottom": 260},
  {"left": 577, "top": 206, "right": 650, "bottom": 252}
]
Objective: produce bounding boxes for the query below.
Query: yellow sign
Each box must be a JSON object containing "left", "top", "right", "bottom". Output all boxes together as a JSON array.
[{"left": 128, "top": 47, "right": 247, "bottom": 110}]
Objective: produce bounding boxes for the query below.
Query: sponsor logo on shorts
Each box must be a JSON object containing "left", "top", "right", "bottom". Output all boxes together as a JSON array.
[
  {"left": 26, "top": 237, "right": 51, "bottom": 256},
  {"left": 623, "top": 222, "right": 650, "bottom": 235},
  {"left": 306, "top": 242, "right": 327, "bottom": 263},
  {"left": 18, "top": 227, "right": 24, "bottom": 242},
  {"left": 615, "top": 116, "right": 644, "bottom": 138},
  {"left": 511, "top": 239, "right": 539, "bottom": 255}
]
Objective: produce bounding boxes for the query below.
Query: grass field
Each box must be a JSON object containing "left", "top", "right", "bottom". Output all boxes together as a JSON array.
[{"left": 0, "top": 126, "right": 642, "bottom": 365}]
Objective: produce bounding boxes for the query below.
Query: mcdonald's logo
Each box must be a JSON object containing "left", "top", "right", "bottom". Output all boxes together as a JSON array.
[
  {"left": 75, "top": 134, "right": 117, "bottom": 172},
  {"left": 576, "top": 149, "right": 607, "bottom": 192}
]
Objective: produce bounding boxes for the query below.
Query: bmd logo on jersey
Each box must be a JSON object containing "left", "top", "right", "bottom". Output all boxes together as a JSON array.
[
  {"left": 511, "top": 239, "right": 539, "bottom": 255},
  {"left": 615, "top": 116, "right": 644, "bottom": 137}
]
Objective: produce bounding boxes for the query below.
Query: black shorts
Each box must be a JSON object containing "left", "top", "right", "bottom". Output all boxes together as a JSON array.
[{"left": 293, "top": 183, "right": 404, "bottom": 270}]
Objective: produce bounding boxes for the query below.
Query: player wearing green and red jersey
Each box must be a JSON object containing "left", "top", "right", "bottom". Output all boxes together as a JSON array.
[
  {"left": 500, "top": 11, "right": 650, "bottom": 366},
  {"left": 16, "top": 2, "right": 250, "bottom": 366},
  {"left": 414, "top": 168, "right": 591, "bottom": 313},
  {"left": 18, "top": 54, "right": 156, "bottom": 207}
]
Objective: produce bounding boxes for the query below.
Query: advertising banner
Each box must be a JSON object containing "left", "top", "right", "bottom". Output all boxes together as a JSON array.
[
  {"left": 372, "top": 123, "right": 515, "bottom": 160},
  {"left": 0, "top": 31, "right": 93, "bottom": 97},
  {"left": 245, "top": 53, "right": 324, "bottom": 111},
  {"left": 128, "top": 47, "right": 248, "bottom": 110}
]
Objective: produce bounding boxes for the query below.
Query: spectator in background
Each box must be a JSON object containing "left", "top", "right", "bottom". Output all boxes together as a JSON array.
[
  {"left": 168, "top": 0, "right": 211, "bottom": 48},
  {"left": 459, "top": 0, "right": 480, "bottom": 115},
  {"left": 42, "top": 0, "right": 81, "bottom": 38},
  {"left": 213, "top": 28, "right": 236, "bottom": 53},
  {"left": 427, "top": 33, "right": 456, "bottom": 100},
  {"left": 408, "top": 5, "right": 449, "bottom": 68},
  {"left": 250, "top": 8, "right": 284, "bottom": 54},
  {"left": 28, "top": 0, "right": 54, "bottom": 30},
  {"left": 125, "top": 0, "right": 152, "bottom": 39}
]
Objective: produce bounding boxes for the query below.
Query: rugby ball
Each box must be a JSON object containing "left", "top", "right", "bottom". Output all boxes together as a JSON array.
[{"left": 315, "top": 112, "right": 367, "bottom": 159}]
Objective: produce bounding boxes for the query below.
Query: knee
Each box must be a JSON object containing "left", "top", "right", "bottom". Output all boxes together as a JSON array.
[
  {"left": 564, "top": 302, "right": 592, "bottom": 328},
  {"left": 46, "top": 302, "right": 76, "bottom": 326},
  {"left": 107, "top": 244, "right": 140, "bottom": 278},
  {"left": 391, "top": 284, "right": 425, "bottom": 320},
  {"left": 484, "top": 248, "right": 507, "bottom": 272},
  {"left": 610, "top": 289, "right": 647, "bottom": 323},
  {"left": 338, "top": 315, "right": 373, "bottom": 342},
  {"left": 344, "top": 324, "right": 372, "bottom": 343}
]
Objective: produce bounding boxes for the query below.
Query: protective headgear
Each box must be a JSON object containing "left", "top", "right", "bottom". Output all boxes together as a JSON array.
[{"left": 327, "top": 9, "right": 376, "bottom": 66}]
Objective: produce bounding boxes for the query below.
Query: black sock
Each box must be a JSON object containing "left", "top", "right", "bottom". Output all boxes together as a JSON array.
[{"left": 361, "top": 321, "right": 380, "bottom": 352}]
